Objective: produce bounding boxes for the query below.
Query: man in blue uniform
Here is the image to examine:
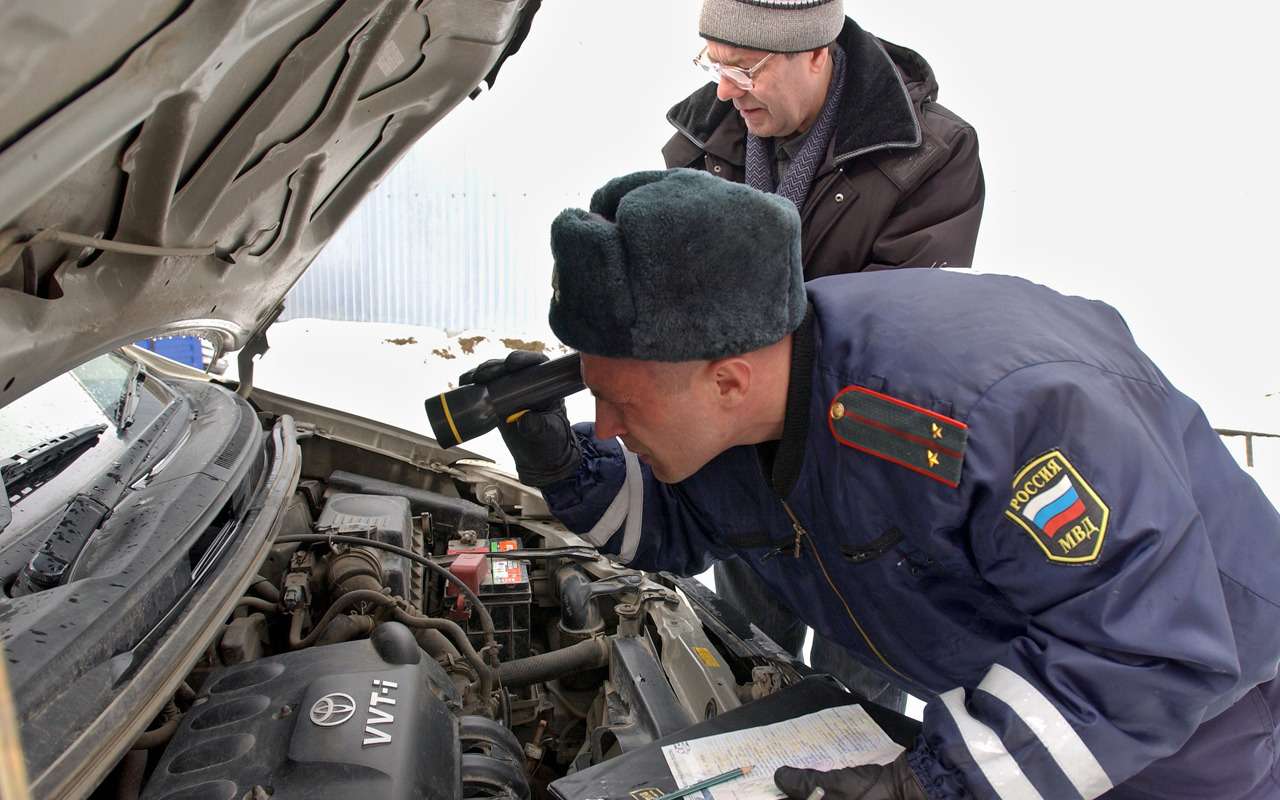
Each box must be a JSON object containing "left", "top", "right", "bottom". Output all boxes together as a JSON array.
[{"left": 473, "top": 169, "right": 1280, "bottom": 799}]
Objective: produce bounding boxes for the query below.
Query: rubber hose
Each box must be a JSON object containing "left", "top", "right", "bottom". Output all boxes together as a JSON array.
[
  {"left": 392, "top": 608, "right": 495, "bottom": 703},
  {"left": 497, "top": 637, "right": 610, "bottom": 689},
  {"left": 236, "top": 596, "right": 277, "bottom": 613},
  {"left": 415, "top": 627, "right": 460, "bottom": 660},
  {"left": 273, "top": 534, "right": 497, "bottom": 659},
  {"left": 289, "top": 589, "right": 395, "bottom": 649},
  {"left": 133, "top": 700, "right": 181, "bottom": 750},
  {"left": 316, "top": 613, "right": 375, "bottom": 645},
  {"left": 249, "top": 576, "right": 280, "bottom": 603}
]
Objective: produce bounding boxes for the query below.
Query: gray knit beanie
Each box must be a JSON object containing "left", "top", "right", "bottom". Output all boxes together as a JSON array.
[
  {"left": 548, "top": 169, "right": 806, "bottom": 362},
  {"left": 700, "top": 0, "right": 845, "bottom": 53}
]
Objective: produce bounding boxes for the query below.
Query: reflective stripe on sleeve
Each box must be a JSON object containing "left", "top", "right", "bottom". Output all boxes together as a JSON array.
[
  {"left": 580, "top": 445, "right": 644, "bottom": 563},
  {"left": 938, "top": 688, "right": 1045, "bottom": 800},
  {"left": 979, "top": 665, "right": 1112, "bottom": 798}
]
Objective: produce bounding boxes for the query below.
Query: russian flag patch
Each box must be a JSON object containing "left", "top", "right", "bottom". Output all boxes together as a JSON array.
[{"left": 1005, "top": 450, "right": 1109, "bottom": 564}]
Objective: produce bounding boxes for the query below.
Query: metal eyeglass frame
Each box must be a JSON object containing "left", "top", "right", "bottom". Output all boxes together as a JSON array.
[{"left": 693, "top": 45, "right": 775, "bottom": 91}]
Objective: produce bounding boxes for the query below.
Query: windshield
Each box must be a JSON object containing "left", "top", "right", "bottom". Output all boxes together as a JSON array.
[{"left": 0, "top": 352, "right": 174, "bottom": 533}]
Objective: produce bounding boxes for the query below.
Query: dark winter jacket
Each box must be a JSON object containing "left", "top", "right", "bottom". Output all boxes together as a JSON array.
[
  {"left": 544, "top": 270, "right": 1280, "bottom": 799},
  {"left": 663, "top": 19, "right": 985, "bottom": 275}
]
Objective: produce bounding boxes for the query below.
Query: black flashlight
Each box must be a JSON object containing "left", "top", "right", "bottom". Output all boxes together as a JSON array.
[{"left": 425, "top": 352, "right": 586, "bottom": 449}]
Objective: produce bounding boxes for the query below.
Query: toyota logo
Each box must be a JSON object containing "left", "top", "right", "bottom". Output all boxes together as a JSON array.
[{"left": 310, "top": 692, "right": 357, "bottom": 727}]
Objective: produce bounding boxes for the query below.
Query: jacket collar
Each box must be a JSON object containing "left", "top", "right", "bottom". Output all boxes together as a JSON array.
[
  {"left": 667, "top": 18, "right": 923, "bottom": 169},
  {"left": 758, "top": 304, "right": 815, "bottom": 499}
]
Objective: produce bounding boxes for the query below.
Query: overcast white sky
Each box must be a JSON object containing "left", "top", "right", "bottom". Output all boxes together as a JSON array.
[{"left": 407, "top": 0, "right": 1278, "bottom": 433}]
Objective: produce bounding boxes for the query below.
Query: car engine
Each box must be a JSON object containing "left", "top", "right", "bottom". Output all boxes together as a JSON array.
[{"left": 120, "top": 411, "right": 802, "bottom": 800}]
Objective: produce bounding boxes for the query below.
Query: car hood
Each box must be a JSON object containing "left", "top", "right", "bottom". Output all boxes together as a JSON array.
[{"left": 0, "top": 0, "right": 539, "bottom": 410}]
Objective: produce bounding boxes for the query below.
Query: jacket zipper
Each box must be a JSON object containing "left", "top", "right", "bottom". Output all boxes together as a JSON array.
[{"left": 779, "top": 500, "right": 909, "bottom": 681}]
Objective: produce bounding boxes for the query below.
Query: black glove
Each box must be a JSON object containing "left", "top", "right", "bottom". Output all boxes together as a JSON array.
[
  {"left": 775, "top": 753, "right": 927, "bottom": 800},
  {"left": 458, "top": 350, "right": 581, "bottom": 488}
]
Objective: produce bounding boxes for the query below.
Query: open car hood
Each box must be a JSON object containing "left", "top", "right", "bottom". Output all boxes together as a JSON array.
[{"left": 0, "top": 0, "right": 539, "bottom": 409}]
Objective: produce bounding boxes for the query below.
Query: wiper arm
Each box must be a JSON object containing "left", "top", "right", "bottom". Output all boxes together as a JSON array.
[
  {"left": 0, "top": 474, "right": 10, "bottom": 534},
  {"left": 11, "top": 403, "right": 181, "bottom": 595},
  {"left": 0, "top": 424, "right": 108, "bottom": 511},
  {"left": 113, "top": 362, "right": 147, "bottom": 431}
]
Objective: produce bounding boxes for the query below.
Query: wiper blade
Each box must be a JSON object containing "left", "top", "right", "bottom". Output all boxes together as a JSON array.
[{"left": 0, "top": 424, "right": 108, "bottom": 509}]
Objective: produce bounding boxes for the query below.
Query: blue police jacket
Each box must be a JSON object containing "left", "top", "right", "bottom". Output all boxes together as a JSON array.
[{"left": 543, "top": 269, "right": 1280, "bottom": 800}]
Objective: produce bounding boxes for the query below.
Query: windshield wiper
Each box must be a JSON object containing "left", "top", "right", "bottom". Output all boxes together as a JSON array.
[
  {"left": 112, "top": 362, "right": 147, "bottom": 431},
  {"left": 11, "top": 403, "right": 181, "bottom": 595},
  {"left": 0, "top": 425, "right": 108, "bottom": 515}
]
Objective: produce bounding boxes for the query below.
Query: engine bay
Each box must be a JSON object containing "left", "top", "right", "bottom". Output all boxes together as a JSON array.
[{"left": 116, "top": 400, "right": 805, "bottom": 800}]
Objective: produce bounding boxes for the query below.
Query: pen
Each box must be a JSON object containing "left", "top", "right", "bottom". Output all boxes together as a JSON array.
[{"left": 655, "top": 765, "right": 753, "bottom": 800}]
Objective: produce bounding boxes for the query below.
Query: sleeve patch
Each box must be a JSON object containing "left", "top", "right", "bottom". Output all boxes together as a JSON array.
[
  {"left": 827, "top": 385, "right": 968, "bottom": 487},
  {"left": 1004, "top": 450, "right": 1109, "bottom": 564}
]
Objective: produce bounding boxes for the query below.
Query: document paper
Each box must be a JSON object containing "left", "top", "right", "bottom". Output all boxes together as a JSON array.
[{"left": 661, "top": 705, "right": 905, "bottom": 800}]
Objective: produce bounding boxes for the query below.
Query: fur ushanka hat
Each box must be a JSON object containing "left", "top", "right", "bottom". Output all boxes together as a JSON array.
[{"left": 548, "top": 169, "right": 806, "bottom": 362}]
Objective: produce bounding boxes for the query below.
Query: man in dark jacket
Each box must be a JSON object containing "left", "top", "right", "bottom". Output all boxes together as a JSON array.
[
  {"left": 477, "top": 169, "right": 1280, "bottom": 799},
  {"left": 665, "top": 0, "right": 984, "bottom": 274},
  {"left": 666, "top": 0, "right": 986, "bottom": 710}
]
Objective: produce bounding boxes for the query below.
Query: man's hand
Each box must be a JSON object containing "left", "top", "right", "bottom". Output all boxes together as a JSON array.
[
  {"left": 774, "top": 753, "right": 927, "bottom": 800},
  {"left": 459, "top": 350, "right": 581, "bottom": 487}
]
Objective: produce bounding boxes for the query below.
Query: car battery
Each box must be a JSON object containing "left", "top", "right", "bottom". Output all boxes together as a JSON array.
[{"left": 447, "top": 537, "right": 531, "bottom": 661}]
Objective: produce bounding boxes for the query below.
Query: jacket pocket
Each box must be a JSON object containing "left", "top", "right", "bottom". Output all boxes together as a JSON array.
[{"left": 841, "top": 527, "right": 904, "bottom": 564}]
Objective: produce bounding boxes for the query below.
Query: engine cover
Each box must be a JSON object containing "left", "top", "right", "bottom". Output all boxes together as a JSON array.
[{"left": 142, "top": 623, "right": 461, "bottom": 800}]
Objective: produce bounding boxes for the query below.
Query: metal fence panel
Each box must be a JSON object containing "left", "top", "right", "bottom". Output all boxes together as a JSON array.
[{"left": 282, "top": 143, "right": 555, "bottom": 335}]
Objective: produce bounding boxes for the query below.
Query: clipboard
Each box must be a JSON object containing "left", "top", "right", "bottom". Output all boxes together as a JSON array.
[{"left": 548, "top": 675, "right": 921, "bottom": 800}]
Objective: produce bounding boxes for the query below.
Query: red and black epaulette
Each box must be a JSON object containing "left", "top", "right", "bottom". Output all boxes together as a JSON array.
[{"left": 827, "top": 385, "right": 968, "bottom": 487}]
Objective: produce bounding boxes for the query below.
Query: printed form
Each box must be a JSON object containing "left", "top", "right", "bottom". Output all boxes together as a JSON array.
[{"left": 661, "top": 705, "right": 905, "bottom": 800}]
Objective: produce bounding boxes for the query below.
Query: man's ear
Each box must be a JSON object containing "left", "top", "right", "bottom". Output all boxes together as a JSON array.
[
  {"left": 709, "top": 357, "right": 752, "bottom": 407},
  {"left": 806, "top": 45, "right": 830, "bottom": 75}
]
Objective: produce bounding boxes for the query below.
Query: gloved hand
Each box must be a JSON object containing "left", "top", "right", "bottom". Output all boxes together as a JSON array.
[
  {"left": 775, "top": 753, "right": 927, "bottom": 800},
  {"left": 458, "top": 350, "right": 581, "bottom": 488}
]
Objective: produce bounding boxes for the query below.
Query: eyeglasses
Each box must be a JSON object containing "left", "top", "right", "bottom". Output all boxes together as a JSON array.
[{"left": 692, "top": 46, "right": 774, "bottom": 91}]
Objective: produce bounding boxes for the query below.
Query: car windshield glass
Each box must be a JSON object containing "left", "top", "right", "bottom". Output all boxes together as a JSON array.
[
  {"left": 0, "top": 352, "right": 176, "bottom": 534},
  {"left": 0, "top": 353, "right": 127, "bottom": 456}
]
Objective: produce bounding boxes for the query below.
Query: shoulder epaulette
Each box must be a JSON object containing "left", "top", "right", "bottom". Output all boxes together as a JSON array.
[{"left": 827, "top": 385, "right": 968, "bottom": 487}]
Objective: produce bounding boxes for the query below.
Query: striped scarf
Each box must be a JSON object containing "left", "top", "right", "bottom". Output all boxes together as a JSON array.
[{"left": 745, "top": 43, "right": 846, "bottom": 210}]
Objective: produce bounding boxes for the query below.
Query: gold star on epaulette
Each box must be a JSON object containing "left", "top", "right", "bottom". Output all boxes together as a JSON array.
[
  {"left": 931, "top": 422, "right": 943, "bottom": 440},
  {"left": 927, "top": 450, "right": 940, "bottom": 468}
]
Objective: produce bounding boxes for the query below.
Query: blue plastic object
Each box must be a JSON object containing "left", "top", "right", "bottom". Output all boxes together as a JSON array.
[{"left": 136, "top": 336, "right": 203, "bottom": 368}]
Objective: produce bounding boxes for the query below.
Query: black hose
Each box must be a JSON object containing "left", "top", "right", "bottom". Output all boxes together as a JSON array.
[
  {"left": 133, "top": 700, "right": 181, "bottom": 750},
  {"left": 391, "top": 608, "right": 495, "bottom": 703},
  {"left": 316, "top": 613, "right": 375, "bottom": 645},
  {"left": 249, "top": 575, "right": 281, "bottom": 603},
  {"left": 497, "top": 637, "right": 610, "bottom": 689},
  {"left": 236, "top": 596, "right": 277, "bottom": 613},
  {"left": 273, "top": 533, "right": 498, "bottom": 660},
  {"left": 289, "top": 589, "right": 395, "bottom": 649}
]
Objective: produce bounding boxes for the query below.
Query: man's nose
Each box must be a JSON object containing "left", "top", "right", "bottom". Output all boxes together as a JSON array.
[
  {"left": 594, "top": 399, "right": 625, "bottom": 441},
  {"left": 716, "top": 76, "right": 746, "bottom": 102}
]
